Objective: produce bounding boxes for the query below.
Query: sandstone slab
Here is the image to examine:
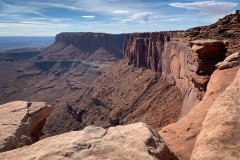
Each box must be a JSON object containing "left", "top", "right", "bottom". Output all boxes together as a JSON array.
[
  {"left": 0, "top": 122, "right": 178, "bottom": 160},
  {"left": 191, "top": 68, "right": 240, "bottom": 160},
  {"left": 0, "top": 101, "right": 52, "bottom": 152}
]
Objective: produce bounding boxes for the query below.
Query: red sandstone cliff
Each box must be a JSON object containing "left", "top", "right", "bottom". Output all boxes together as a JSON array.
[{"left": 124, "top": 33, "right": 226, "bottom": 116}]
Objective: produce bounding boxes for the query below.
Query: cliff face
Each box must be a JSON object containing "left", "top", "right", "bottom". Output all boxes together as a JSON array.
[
  {"left": 56, "top": 32, "right": 125, "bottom": 56},
  {"left": 38, "top": 32, "right": 126, "bottom": 61},
  {"left": 124, "top": 32, "right": 169, "bottom": 72},
  {"left": 124, "top": 33, "right": 226, "bottom": 116}
]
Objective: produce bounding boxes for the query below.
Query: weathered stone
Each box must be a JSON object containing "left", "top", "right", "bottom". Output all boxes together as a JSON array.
[
  {"left": 0, "top": 122, "right": 178, "bottom": 160},
  {"left": 191, "top": 68, "right": 240, "bottom": 160},
  {"left": 0, "top": 101, "right": 52, "bottom": 152},
  {"left": 216, "top": 52, "right": 240, "bottom": 70},
  {"left": 159, "top": 67, "right": 239, "bottom": 160}
]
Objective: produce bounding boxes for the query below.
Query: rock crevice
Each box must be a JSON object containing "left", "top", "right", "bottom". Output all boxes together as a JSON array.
[{"left": 0, "top": 101, "right": 52, "bottom": 152}]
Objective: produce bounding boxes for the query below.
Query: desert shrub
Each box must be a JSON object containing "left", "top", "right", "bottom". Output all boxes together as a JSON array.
[
  {"left": 222, "top": 32, "right": 234, "bottom": 38},
  {"left": 237, "top": 14, "right": 240, "bottom": 23}
]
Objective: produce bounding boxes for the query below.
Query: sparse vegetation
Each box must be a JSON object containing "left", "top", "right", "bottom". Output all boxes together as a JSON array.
[
  {"left": 222, "top": 32, "right": 234, "bottom": 38},
  {"left": 237, "top": 56, "right": 240, "bottom": 66},
  {"left": 237, "top": 14, "right": 240, "bottom": 23}
]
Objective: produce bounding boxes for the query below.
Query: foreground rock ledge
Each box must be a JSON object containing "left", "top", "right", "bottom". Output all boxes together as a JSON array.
[
  {"left": 0, "top": 101, "right": 52, "bottom": 152},
  {"left": 0, "top": 122, "right": 178, "bottom": 160},
  {"left": 191, "top": 68, "right": 240, "bottom": 160}
]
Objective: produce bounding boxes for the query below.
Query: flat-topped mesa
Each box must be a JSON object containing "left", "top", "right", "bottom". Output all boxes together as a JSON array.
[{"left": 55, "top": 32, "right": 126, "bottom": 58}]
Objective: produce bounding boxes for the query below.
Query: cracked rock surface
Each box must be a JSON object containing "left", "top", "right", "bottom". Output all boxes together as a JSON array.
[
  {"left": 0, "top": 122, "right": 178, "bottom": 160},
  {"left": 0, "top": 101, "right": 52, "bottom": 152}
]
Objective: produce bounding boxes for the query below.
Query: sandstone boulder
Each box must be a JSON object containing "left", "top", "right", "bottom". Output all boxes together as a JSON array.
[
  {"left": 191, "top": 68, "right": 240, "bottom": 160},
  {"left": 216, "top": 52, "right": 240, "bottom": 70},
  {"left": 0, "top": 101, "right": 52, "bottom": 152},
  {"left": 0, "top": 122, "right": 178, "bottom": 160}
]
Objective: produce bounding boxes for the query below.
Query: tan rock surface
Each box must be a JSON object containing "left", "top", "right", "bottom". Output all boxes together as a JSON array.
[
  {"left": 159, "top": 67, "right": 239, "bottom": 160},
  {"left": 0, "top": 122, "right": 178, "bottom": 160},
  {"left": 216, "top": 52, "right": 240, "bottom": 70},
  {"left": 191, "top": 68, "right": 240, "bottom": 160},
  {"left": 0, "top": 101, "right": 52, "bottom": 152}
]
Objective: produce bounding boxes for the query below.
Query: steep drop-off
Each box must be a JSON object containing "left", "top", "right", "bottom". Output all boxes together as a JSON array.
[
  {"left": 124, "top": 33, "right": 226, "bottom": 116},
  {"left": 44, "top": 12, "right": 240, "bottom": 138},
  {"left": 38, "top": 32, "right": 126, "bottom": 61},
  {"left": 0, "top": 33, "right": 126, "bottom": 138}
]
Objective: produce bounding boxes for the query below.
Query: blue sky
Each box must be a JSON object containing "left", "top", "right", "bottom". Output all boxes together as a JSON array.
[{"left": 0, "top": 0, "right": 239, "bottom": 36}]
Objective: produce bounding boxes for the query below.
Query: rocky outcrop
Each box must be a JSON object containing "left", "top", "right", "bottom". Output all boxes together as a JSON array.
[
  {"left": 38, "top": 32, "right": 126, "bottom": 61},
  {"left": 216, "top": 51, "right": 240, "bottom": 70},
  {"left": 0, "top": 122, "right": 178, "bottom": 160},
  {"left": 191, "top": 68, "right": 240, "bottom": 160},
  {"left": 187, "top": 10, "right": 240, "bottom": 40},
  {"left": 159, "top": 67, "right": 239, "bottom": 160},
  {"left": 0, "top": 101, "right": 52, "bottom": 152}
]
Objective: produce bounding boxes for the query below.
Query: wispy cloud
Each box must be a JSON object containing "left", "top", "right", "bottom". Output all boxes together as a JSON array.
[
  {"left": 112, "top": 10, "right": 129, "bottom": 14},
  {"left": 169, "top": 1, "right": 238, "bottom": 15},
  {"left": 82, "top": 15, "right": 95, "bottom": 19},
  {"left": 0, "top": 0, "right": 239, "bottom": 36}
]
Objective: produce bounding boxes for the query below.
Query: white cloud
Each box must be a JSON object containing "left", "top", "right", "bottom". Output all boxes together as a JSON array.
[
  {"left": 169, "top": 1, "right": 238, "bottom": 15},
  {"left": 112, "top": 10, "right": 129, "bottom": 14},
  {"left": 131, "top": 12, "right": 152, "bottom": 23},
  {"left": 82, "top": 15, "right": 95, "bottom": 19}
]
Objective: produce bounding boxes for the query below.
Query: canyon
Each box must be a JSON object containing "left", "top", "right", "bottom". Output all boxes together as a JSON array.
[{"left": 0, "top": 11, "right": 239, "bottom": 160}]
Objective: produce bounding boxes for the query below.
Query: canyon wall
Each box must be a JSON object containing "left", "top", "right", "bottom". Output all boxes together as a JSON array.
[
  {"left": 124, "top": 33, "right": 226, "bottom": 116},
  {"left": 55, "top": 32, "right": 126, "bottom": 57},
  {"left": 38, "top": 32, "right": 126, "bottom": 61}
]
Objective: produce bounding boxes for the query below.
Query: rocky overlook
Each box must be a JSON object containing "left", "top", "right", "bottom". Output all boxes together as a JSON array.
[
  {"left": 0, "top": 11, "right": 239, "bottom": 160},
  {"left": 0, "top": 123, "right": 178, "bottom": 160}
]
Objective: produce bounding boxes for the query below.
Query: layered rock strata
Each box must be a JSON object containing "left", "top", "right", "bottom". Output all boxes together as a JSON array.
[
  {"left": 0, "top": 123, "right": 178, "bottom": 160},
  {"left": 38, "top": 32, "right": 126, "bottom": 61},
  {"left": 124, "top": 33, "right": 225, "bottom": 116},
  {"left": 0, "top": 101, "right": 52, "bottom": 152}
]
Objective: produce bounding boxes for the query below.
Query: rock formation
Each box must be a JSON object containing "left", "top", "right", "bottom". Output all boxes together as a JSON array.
[
  {"left": 159, "top": 66, "right": 239, "bottom": 160},
  {"left": 124, "top": 33, "right": 226, "bottom": 116},
  {"left": 38, "top": 32, "right": 126, "bottom": 61},
  {"left": 0, "top": 101, "right": 52, "bottom": 152},
  {"left": 43, "top": 11, "right": 239, "bottom": 137},
  {"left": 216, "top": 52, "right": 240, "bottom": 69},
  {"left": 0, "top": 123, "right": 178, "bottom": 160},
  {"left": 191, "top": 68, "right": 240, "bottom": 160},
  {"left": 0, "top": 11, "right": 239, "bottom": 160}
]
